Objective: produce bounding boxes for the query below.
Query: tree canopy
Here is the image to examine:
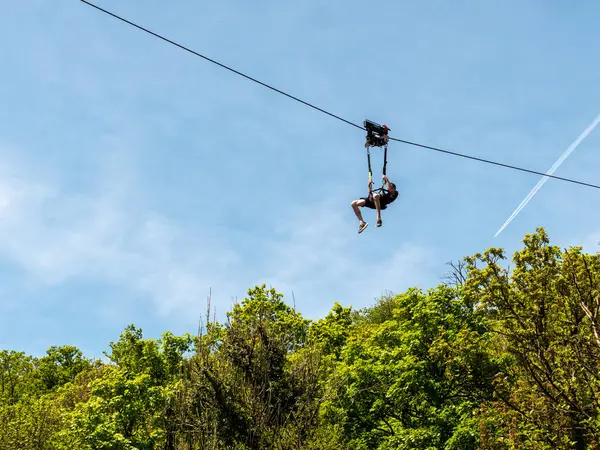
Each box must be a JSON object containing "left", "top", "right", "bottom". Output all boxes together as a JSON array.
[{"left": 1, "top": 228, "right": 599, "bottom": 449}]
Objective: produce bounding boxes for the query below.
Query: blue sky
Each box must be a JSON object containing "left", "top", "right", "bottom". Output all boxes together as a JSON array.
[{"left": 1, "top": 0, "right": 599, "bottom": 357}]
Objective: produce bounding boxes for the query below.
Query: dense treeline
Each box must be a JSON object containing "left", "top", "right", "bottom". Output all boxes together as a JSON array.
[{"left": 1, "top": 228, "right": 600, "bottom": 449}]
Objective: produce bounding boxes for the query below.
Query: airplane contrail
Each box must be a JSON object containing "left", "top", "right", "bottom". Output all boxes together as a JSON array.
[{"left": 494, "top": 113, "right": 600, "bottom": 238}]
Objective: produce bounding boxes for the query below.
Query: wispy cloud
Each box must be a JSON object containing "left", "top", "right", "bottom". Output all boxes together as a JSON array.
[
  {"left": 259, "top": 198, "right": 437, "bottom": 317},
  {"left": 0, "top": 144, "right": 241, "bottom": 323},
  {"left": 0, "top": 150, "right": 437, "bottom": 327}
]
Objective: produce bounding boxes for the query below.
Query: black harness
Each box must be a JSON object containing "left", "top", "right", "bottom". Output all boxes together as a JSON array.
[
  {"left": 367, "top": 143, "right": 389, "bottom": 196},
  {"left": 364, "top": 119, "right": 390, "bottom": 196}
]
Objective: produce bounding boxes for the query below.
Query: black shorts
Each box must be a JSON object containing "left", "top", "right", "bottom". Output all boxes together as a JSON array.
[{"left": 361, "top": 194, "right": 389, "bottom": 210}]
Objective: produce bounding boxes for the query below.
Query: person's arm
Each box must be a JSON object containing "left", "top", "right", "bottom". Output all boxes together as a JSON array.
[{"left": 382, "top": 175, "right": 395, "bottom": 192}]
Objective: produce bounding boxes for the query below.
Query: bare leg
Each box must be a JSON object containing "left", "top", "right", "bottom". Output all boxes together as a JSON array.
[
  {"left": 351, "top": 199, "right": 366, "bottom": 223},
  {"left": 351, "top": 199, "right": 369, "bottom": 233},
  {"left": 373, "top": 194, "right": 383, "bottom": 226}
]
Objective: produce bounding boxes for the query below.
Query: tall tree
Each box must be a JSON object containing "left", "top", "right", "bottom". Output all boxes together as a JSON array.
[
  {"left": 187, "top": 285, "right": 317, "bottom": 449},
  {"left": 322, "top": 286, "right": 498, "bottom": 450},
  {"left": 466, "top": 228, "right": 600, "bottom": 449}
]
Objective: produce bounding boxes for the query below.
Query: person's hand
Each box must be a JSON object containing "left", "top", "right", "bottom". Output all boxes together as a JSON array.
[{"left": 382, "top": 175, "right": 388, "bottom": 182}]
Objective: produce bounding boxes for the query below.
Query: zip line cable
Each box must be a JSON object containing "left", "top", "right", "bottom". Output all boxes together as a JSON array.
[
  {"left": 388, "top": 136, "right": 599, "bottom": 189},
  {"left": 80, "top": 0, "right": 600, "bottom": 191}
]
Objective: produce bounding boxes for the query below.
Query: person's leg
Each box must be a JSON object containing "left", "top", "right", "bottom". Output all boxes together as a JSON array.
[
  {"left": 351, "top": 199, "right": 366, "bottom": 222},
  {"left": 351, "top": 198, "right": 369, "bottom": 233},
  {"left": 373, "top": 193, "right": 383, "bottom": 226}
]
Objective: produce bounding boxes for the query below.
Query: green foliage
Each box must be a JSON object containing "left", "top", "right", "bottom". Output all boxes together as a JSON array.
[
  {"left": 1, "top": 228, "right": 600, "bottom": 449},
  {"left": 466, "top": 228, "right": 600, "bottom": 449},
  {"left": 185, "top": 284, "right": 318, "bottom": 449},
  {"left": 60, "top": 327, "right": 193, "bottom": 449},
  {"left": 0, "top": 350, "right": 39, "bottom": 404},
  {"left": 38, "top": 346, "right": 91, "bottom": 391},
  {"left": 308, "top": 301, "right": 353, "bottom": 359},
  {"left": 319, "top": 285, "right": 498, "bottom": 449}
]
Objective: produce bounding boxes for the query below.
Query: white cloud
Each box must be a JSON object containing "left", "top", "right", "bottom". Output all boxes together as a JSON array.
[
  {"left": 258, "top": 198, "right": 437, "bottom": 317},
  {"left": 0, "top": 148, "right": 239, "bottom": 322},
  {"left": 0, "top": 139, "right": 438, "bottom": 329}
]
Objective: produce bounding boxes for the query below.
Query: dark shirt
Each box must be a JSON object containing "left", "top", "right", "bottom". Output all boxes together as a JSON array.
[{"left": 381, "top": 189, "right": 398, "bottom": 207}]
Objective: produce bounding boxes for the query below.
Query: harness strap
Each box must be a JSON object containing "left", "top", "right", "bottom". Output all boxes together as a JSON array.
[
  {"left": 364, "top": 122, "right": 390, "bottom": 197},
  {"left": 383, "top": 144, "right": 388, "bottom": 176},
  {"left": 366, "top": 144, "right": 390, "bottom": 196},
  {"left": 367, "top": 147, "right": 373, "bottom": 187}
]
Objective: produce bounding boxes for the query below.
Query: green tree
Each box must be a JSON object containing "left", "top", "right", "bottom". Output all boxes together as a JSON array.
[
  {"left": 466, "top": 228, "right": 600, "bottom": 449},
  {"left": 37, "top": 346, "right": 91, "bottom": 391},
  {"left": 61, "top": 326, "right": 193, "bottom": 450},
  {"left": 187, "top": 285, "right": 317, "bottom": 449},
  {"left": 0, "top": 346, "right": 94, "bottom": 450},
  {"left": 0, "top": 350, "right": 39, "bottom": 405},
  {"left": 322, "top": 286, "right": 498, "bottom": 450}
]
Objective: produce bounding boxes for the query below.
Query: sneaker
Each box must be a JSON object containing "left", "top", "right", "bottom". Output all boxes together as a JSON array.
[
  {"left": 376, "top": 219, "right": 382, "bottom": 227},
  {"left": 358, "top": 222, "right": 368, "bottom": 234}
]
